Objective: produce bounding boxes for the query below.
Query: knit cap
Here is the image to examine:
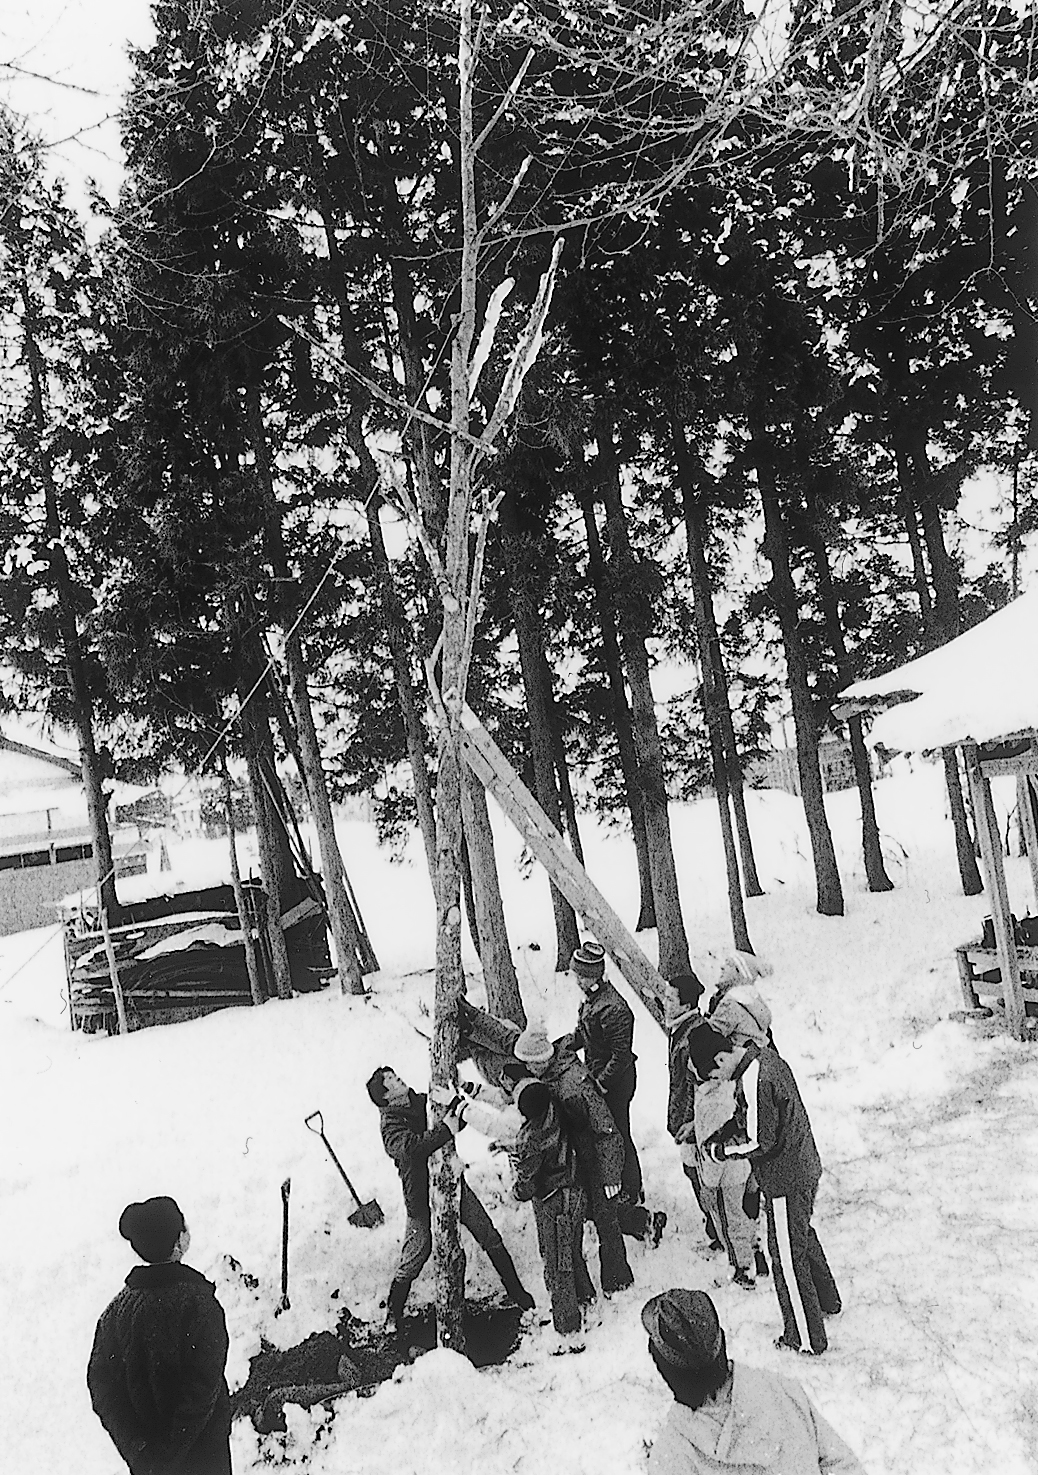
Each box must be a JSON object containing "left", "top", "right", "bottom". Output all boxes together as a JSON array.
[
  {"left": 641, "top": 1290, "right": 724, "bottom": 1370},
  {"left": 119, "top": 1196, "right": 185, "bottom": 1263},
  {"left": 571, "top": 944, "right": 606, "bottom": 982},
  {"left": 514, "top": 1022, "right": 554, "bottom": 1064},
  {"left": 710, "top": 986, "right": 772, "bottom": 1047}
]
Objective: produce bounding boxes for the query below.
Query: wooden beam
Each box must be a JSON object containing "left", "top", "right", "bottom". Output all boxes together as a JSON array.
[
  {"left": 1019, "top": 774, "right": 1038, "bottom": 914},
  {"left": 458, "top": 706, "right": 666, "bottom": 1027},
  {"left": 964, "top": 743, "right": 1026, "bottom": 1038},
  {"left": 979, "top": 753, "right": 1038, "bottom": 780}
]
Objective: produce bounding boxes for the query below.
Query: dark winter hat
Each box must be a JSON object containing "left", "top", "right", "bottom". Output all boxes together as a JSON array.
[
  {"left": 516, "top": 1079, "right": 552, "bottom": 1121},
  {"left": 571, "top": 945, "right": 606, "bottom": 982},
  {"left": 119, "top": 1196, "right": 185, "bottom": 1263},
  {"left": 668, "top": 972, "right": 704, "bottom": 1007},
  {"left": 687, "top": 1024, "right": 736, "bottom": 1082},
  {"left": 641, "top": 1290, "right": 724, "bottom": 1371}
]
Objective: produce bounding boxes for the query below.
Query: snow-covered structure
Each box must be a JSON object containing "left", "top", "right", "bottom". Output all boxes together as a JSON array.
[
  {"left": 838, "top": 588, "right": 1038, "bottom": 1037},
  {"left": 0, "top": 735, "right": 94, "bottom": 936}
]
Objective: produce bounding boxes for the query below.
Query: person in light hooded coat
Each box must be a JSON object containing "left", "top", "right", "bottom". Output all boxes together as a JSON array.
[{"left": 642, "top": 1289, "right": 866, "bottom": 1475}]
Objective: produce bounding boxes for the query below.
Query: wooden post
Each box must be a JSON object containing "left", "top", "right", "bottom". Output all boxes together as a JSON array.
[
  {"left": 99, "top": 908, "right": 129, "bottom": 1037},
  {"left": 458, "top": 706, "right": 667, "bottom": 1027},
  {"left": 1018, "top": 773, "right": 1038, "bottom": 912},
  {"left": 964, "top": 743, "right": 1025, "bottom": 1038}
]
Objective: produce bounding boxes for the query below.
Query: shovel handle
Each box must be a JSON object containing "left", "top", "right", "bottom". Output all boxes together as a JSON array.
[{"left": 304, "top": 1110, "right": 363, "bottom": 1210}]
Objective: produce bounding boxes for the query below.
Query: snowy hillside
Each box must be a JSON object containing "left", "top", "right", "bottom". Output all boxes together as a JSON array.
[{"left": 3, "top": 761, "right": 1037, "bottom": 1474}]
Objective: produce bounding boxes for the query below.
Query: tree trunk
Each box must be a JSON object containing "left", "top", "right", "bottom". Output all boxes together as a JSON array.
[
  {"left": 539, "top": 647, "right": 585, "bottom": 867},
  {"left": 674, "top": 445, "right": 755, "bottom": 951},
  {"left": 501, "top": 504, "right": 581, "bottom": 971},
  {"left": 597, "top": 412, "right": 692, "bottom": 975},
  {"left": 222, "top": 753, "right": 267, "bottom": 1006},
  {"left": 802, "top": 513, "right": 894, "bottom": 892},
  {"left": 20, "top": 288, "right": 119, "bottom": 920},
  {"left": 244, "top": 389, "right": 367, "bottom": 992},
  {"left": 233, "top": 610, "right": 294, "bottom": 1000},
  {"left": 894, "top": 427, "right": 984, "bottom": 895},
  {"left": 313, "top": 189, "right": 439, "bottom": 883},
  {"left": 461, "top": 767, "right": 526, "bottom": 1026},
  {"left": 580, "top": 494, "right": 656, "bottom": 929},
  {"left": 752, "top": 426, "right": 844, "bottom": 916}
]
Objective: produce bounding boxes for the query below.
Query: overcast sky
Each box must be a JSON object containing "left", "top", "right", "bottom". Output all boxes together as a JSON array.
[{"left": 1, "top": 0, "right": 154, "bottom": 206}]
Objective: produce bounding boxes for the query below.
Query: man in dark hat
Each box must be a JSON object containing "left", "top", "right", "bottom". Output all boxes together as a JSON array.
[
  {"left": 642, "top": 1289, "right": 865, "bottom": 1473},
  {"left": 87, "top": 1197, "right": 232, "bottom": 1475}
]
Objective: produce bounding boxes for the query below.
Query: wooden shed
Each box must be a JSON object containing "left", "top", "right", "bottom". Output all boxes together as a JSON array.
[{"left": 837, "top": 589, "right": 1038, "bottom": 1039}]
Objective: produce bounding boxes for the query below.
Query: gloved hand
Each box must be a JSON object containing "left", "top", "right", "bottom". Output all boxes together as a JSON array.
[
  {"left": 429, "top": 1084, "right": 456, "bottom": 1107},
  {"left": 742, "top": 1182, "right": 761, "bottom": 1218},
  {"left": 604, "top": 1183, "right": 621, "bottom": 1199}
]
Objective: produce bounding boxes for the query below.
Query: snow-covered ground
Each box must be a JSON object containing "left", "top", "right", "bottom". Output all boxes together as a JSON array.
[{"left": 3, "top": 761, "right": 1037, "bottom": 1474}]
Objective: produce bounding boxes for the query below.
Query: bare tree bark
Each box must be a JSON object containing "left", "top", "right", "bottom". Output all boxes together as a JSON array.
[
  {"left": 580, "top": 493, "right": 656, "bottom": 930},
  {"left": 673, "top": 434, "right": 755, "bottom": 950},
  {"left": 222, "top": 751, "right": 267, "bottom": 1006},
  {"left": 893, "top": 427, "right": 983, "bottom": 895},
  {"left": 752, "top": 426, "right": 844, "bottom": 916},
  {"left": 461, "top": 767, "right": 526, "bottom": 1026},
  {"left": 800, "top": 508, "right": 894, "bottom": 892},
  {"left": 539, "top": 647, "right": 585, "bottom": 867},
  {"left": 597, "top": 411, "right": 692, "bottom": 974},
  {"left": 500, "top": 503, "right": 581, "bottom": 971}
]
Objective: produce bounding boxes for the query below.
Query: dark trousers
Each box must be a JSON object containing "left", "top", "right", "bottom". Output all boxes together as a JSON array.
[
  {"left": 765, "top": 1179, "right": 840, "bottom": 1355},
  {"left": 532, "top": 1185, "right": 593, "bottom": 1334},
  {"left": 603, "top": 1063, "right": 643, "bottom": 1206},
  {"left": 579, "top": 1151, "right": 634, "bottom": 1293},
  {"left": 395, "top": 1179, "right": 525, "bottom": 1304}
]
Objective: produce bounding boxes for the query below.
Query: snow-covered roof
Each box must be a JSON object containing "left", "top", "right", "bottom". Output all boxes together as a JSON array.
[{"left": 838, "top": 587, "right": 1038, "bottom": 751}]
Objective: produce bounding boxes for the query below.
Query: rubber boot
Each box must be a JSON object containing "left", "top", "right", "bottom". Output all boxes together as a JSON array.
[
  {"left": 385, "top": 1277, "right": 409, "bottom": 1330},
  {"left": 487, "top": 1244, "right": 534, "bottom": 1312}
]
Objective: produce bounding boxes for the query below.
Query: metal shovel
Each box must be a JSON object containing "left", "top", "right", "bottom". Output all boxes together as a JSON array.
[{"left": 305, "top": 1110, "right": 384, "bottom": 1228}]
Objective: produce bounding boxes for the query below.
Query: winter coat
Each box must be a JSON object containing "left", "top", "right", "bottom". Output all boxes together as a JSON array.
[
  {"left": 693, "top": 1078, "right": 750, "bottom": 1191},
  {"left": 378, "top": 1090, "right": 453, "bottom": 1220},
  {"left": 666, "top": 1006, "right": 706, "bottom": 1140},
  {"left": 541, "top": 1044, "right": 626, "bottom": 1190},
  {"left": 574, "top": 982, "right": 636, "bottom": 1089},
  {"left": 716, "top": 1045, "right": 822, "bottom": 1200},
  {"left": 513, "top": 1099, "right": 580, "bottom": 1203},
  {"left": 87, "top": 1261, "right": 231, "bottom": 1475},
  {"left": 647, "top": 1362, "right": 865, "bottom": 1475}
]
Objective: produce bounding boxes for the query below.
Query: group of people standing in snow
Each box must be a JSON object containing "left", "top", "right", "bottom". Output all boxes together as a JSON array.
[{"left": 84, "top": 942, "right": 861, "bottom": 1474}]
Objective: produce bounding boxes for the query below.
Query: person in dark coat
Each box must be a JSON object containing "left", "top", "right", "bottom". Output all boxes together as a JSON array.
[
  {"left": 87, "top": 1196, "right": 232, "bottom": 1475},
  {"left": 664, "top": 972, "right": 722, "bottom": 1251},
  {"left": 512, "top": 1079, "right": 595, "bottom": 1352},
  {"left": 690, "top": 1029, "right": 841, "bottom": 1356},
  {"left": 571, "top": 944, "right": 644, "bottom": 1211},
  {"left": 366, "top": 1066, "right": 532, "bottom": 1328},
  {"left": 513, "top": 1022, "right": 635, "bottom": 1295}
]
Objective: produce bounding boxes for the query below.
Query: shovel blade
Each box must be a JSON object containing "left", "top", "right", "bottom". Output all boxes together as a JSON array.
[{"left": 348, "top": 1199, "right": 384, "bottom": 1229}]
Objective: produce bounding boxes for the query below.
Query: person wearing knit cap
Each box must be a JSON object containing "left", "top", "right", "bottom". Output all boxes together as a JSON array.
[
  {"left": 708, "top": 986, "right": 777, "bottom": 1053},
  {"left": 570, "top": 942, "right": 648, "bottom": 1236},
  {"left": 642, "top": 1289, "right": 865, "bottom": 1473},
  {"left": 87, "top": 1198, "right": 232, "bottom": 1474},
  {"left": 512, "top": 1022, "right": 635, "bottom": 1295},
  {"left": 695, "top": 1030, "right": 841, "bottom": 1357}
]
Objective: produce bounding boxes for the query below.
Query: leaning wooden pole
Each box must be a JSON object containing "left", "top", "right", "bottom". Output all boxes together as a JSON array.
[{"left": 964, "top": 742, "right": 1025, "bottom": 1038}]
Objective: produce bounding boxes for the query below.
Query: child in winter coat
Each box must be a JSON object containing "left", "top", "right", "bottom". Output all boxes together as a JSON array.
[{"left": 688, "top": 1054, "right": 767, "bottom": 1291}]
